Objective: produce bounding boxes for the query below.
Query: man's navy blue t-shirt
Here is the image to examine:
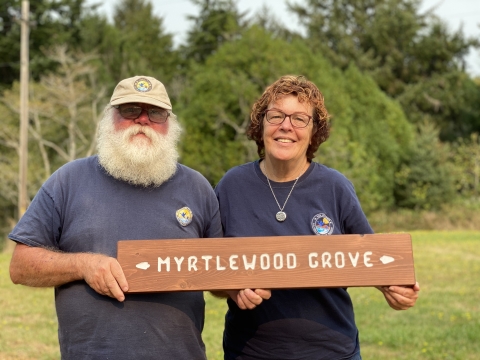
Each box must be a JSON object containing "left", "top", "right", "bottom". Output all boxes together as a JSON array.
[{"left": 9, "top": 156, "right": 223, "bottom": 360}]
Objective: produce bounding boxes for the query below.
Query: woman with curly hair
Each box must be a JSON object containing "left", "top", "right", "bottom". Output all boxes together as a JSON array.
[{"left": 214, "top": 75, "right": 420, "bottom": 360}]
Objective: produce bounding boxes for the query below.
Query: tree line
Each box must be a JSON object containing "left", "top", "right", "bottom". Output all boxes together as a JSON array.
[{"left": 1, "top": 0, "right": 479, "bottom": 243}]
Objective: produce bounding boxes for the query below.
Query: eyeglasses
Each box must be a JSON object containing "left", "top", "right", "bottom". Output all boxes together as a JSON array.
[
  {"left": 265, "top": 109, "right": 312, "bottom": 128},
  {"left": 113, "top": 104, "right": 170, "bottom": 124}
]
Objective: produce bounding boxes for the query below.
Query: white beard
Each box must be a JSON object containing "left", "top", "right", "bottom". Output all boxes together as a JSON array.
[{"left": 97, "top": 108, "right": 182, "bottom": 187}]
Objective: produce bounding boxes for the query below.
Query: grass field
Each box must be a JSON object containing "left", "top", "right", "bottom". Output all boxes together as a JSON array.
[{"left": 1, "top": 231, "right": 479, "bottom": 359}]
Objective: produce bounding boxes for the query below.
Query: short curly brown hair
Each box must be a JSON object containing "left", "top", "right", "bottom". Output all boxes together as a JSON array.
[{"left": 247, "top": 75, "right": 330, "bottom": 161}]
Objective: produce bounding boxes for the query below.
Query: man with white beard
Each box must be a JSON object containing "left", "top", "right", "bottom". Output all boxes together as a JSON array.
[{"left": 9, "top": 76, "right": 223, "bottom": 360}]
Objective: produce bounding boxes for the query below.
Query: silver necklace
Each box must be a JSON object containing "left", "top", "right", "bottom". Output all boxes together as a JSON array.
[{"left": 263, "top": 163, "right": 301, "bottom": 222}]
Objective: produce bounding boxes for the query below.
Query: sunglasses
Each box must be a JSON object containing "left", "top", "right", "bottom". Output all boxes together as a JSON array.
[{"left": 113, "top": 104, "right": 170, "bottom": 124}]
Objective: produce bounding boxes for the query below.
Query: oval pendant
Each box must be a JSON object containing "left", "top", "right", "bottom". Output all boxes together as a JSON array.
[{"left": 276, "top": 211, "right": 286, "bottom": 222}]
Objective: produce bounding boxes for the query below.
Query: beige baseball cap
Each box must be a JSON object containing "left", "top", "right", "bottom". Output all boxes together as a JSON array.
[{"left": 110, "top": 75, "right": 172, "bottom": 110}]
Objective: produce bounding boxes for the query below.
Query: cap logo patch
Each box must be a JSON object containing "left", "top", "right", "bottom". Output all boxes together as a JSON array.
[
  {"left": 311, "top": 213, "right": 334, "bottom": 235},
  {"left": 134, "top": 78, "right": 153, "bottom": 93},
  {"left": 176, "top": 207, "right": 193, "bottom": 227}
]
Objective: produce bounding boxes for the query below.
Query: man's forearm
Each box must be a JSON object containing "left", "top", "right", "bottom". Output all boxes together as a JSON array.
[
  {"left": 9, "top": 243, "right": 86, "bottom": 287},
  {"left": 10, "top": 243, "right": 129, "bottom": 302}
]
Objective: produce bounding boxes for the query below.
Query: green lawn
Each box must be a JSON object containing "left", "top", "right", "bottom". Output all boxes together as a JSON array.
[{"left": 1, "top": 231, "right": 479, "bottom": 359}]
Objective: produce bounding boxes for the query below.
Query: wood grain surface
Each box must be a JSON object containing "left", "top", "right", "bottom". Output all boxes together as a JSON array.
[{"left": 117, "top": 233, "right": 416, "bottom": 292}]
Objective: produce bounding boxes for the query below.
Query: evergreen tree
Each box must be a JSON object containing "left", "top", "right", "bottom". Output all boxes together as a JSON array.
[
  {"left": 0, "top": 0, "right": 105, "bottom": 89},
  {"left": 109, "top": 0, "right": 178, "bottom": 84},
  {"left": 288, "top": 0, "right": 480, "bottom": 139},
  {"left": 182, "top": 0, "right": 247, "bottom": 64},
  {"left": 177, "top": 26, "right": 413, "bottom": 213},
  {"left": 398, "top": 71, "right": 480, "bottom": 140},
  {"left": 451, "top": 133, "right": 480, "bottom": 200},
  {"left": 394, "top": 120, "right": 455, "bottom": 209}
]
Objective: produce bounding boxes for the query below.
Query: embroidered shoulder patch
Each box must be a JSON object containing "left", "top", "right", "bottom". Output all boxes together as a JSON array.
[
  {"left": 176, "top": 207, "right": 193, "bottom": 227},
  {"left": 311, "top": 213, "right": 334, "bottom": 235}
]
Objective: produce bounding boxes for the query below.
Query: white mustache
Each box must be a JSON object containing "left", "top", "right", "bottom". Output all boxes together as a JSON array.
[{"left": 123, "top": 124, "right": 158, "bottom": 140}]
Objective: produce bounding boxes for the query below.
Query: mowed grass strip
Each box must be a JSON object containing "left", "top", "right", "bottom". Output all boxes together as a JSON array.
[
  {"left": 1, "top": 231, "right": 479, "bottom": 360},
  {"left": 350, "top": 231, "right": 480, "bottom": 360},
  {"left": 0, "top": 251, "right": 59, "bottom": 360}
]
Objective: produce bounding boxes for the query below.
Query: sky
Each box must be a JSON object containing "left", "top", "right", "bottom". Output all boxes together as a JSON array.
[{"left": 87, "top": 0, "right": 480, "bottom": 76}]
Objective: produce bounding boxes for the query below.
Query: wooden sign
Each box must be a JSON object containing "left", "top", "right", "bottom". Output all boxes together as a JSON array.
[{"left": 117, "top": 233, "right": 416, "bottom": 293}]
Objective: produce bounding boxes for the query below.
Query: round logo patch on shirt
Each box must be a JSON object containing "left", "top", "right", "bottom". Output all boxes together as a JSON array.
[
  {"left": 134, "top": 78, "right": 153, "bottom": 92},
  {"left": 176, "top": 207, "right": 193, "bottom": 226},
  {"left": 311, "top": 213, "right": 334, "bottom": 235}
]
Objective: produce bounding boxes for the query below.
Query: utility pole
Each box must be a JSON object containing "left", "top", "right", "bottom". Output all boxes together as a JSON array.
[{"left": 18, "top": 0, "right": 29, "bottom": 219}]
